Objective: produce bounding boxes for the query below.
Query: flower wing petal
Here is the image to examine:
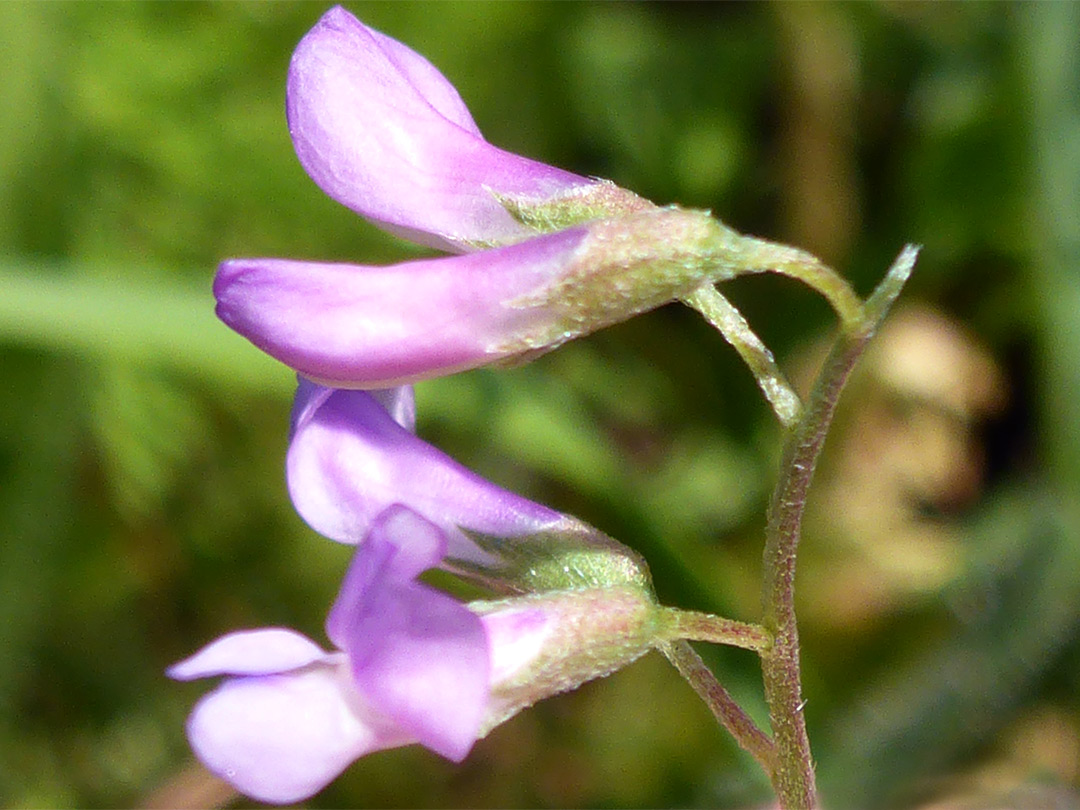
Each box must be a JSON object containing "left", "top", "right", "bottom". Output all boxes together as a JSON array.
[
  {"left": 185, "top": 659, "right": 411, "bottom": 804},
  {"left": 167, "top": 628, "right": 329, "bottom": 680},
  {"left": 327, "top": 508, "right": 490, "bottom": 761}
]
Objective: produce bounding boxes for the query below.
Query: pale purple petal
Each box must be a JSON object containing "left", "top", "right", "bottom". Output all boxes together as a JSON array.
[
  {"left": 287, "top": 6, "right": 594, "bottom": 251},
  {"left": 214, "top": 226, "right": 587, "bottom": 388},
  {"left": 167, "top": 628, "right": 329, "bottom": 681},
  {"left": 326, "top": 506, "right": 446, "bottom": 646},
  {"left": 185, "top": 657, "right": 412, "bottom": 804},
  {"left": 326, "top": 508, "right": 490, "bottom": 761},
  {"left": 369, "top": 384, "right": 416, "bottom": 433},
  {"left": 481, "top": 607, "right": 553, "bottom": 684},
  {"left": 285, "top": 384, "right": 561, "bottom": 551},
  {"left": 361, "top": 19, "right": 480, "bottom": 136},
  {"left": 291, "top": 377, "right": 415, "bottom": 437}
]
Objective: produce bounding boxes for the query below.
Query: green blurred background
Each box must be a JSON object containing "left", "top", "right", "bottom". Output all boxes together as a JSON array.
[{"left": 2, "top": 2, "right": 1079, "bottom": 808}]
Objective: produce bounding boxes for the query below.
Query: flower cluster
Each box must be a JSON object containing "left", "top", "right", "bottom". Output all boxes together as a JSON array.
[
  {"left": 172, "top": 6, "right": 721, "bottom": 802},
  {"left": 171, "top": 7, "right": 919, "bottom": 805}
]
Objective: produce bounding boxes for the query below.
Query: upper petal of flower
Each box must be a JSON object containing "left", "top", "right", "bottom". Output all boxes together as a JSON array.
[
  {"left": 287, "top": 6, "right": 599, "bottom": 251},
  {"left": 326, "top": 507, "right": 490, "bottom": 762}
]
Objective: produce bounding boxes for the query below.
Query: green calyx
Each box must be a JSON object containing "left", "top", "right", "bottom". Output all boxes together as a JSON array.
[
  {"left": 493, "top": 179, "right": 655, "bottom": 234},
  {"left": 471, "top": 585, "right": 661, "bottom": 737},
  {"left": 455, "top": 515, "right": 655, "bottom": 596},
  {"left": 496, "top": 206, "right": 745, "bottom": 356}
]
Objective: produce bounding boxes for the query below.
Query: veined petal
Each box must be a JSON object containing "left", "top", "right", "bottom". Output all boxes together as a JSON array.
[
  {"left": 327, "top": 508, "right": 490, "bottom": 761},
  {"left": 167, "top": 628, "right": 329, "bottom": 680},
  {"left": 215, "top": 227, "right": 587, "bottom": 387},
  {"left": 286, "top": 386, "right": 561, "bottom": 552},
  {"left": 358, "top": 15, "right": 480, "bottom": 137},
  {"left": 287, "top": 6, "right": 596, "bottom": 251},
  {"left": 185, "top": 658, "right": 412, "bottom": 804}
]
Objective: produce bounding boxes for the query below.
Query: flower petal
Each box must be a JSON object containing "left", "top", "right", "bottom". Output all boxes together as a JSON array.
[
  {"left": 481, "top": 607, "right": 553, "bottom": 684},
  {"left": 185, "top": 657, "right": 411, "bottom": 804},
  {"left": 368, "top": 384, "right": 416, "bottom": 433},
  {"left": 327, "top": 508, "right": 490, "bottom": 761},
  {"left": 215, "top": 226, "right": 588, "bottom": 388},
  {"left": 360, "top": 14, "right": 480, "bottom": 137},
  {"left": 167, "top": 628, "right": 329, "bottom": 681},
  {"left": 286, "top": 6, "right": 594, "bottom": 251},
  {"left": 291, "top": 376, "right": 415, "bottom": 438},
  {"left": 285, "top": 384, "right": 561, "bottom": 552}
]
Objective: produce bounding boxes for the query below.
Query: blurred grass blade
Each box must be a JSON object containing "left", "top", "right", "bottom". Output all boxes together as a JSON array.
[{"left": 0, "top": 261, "right": 291, "bottom": 394}]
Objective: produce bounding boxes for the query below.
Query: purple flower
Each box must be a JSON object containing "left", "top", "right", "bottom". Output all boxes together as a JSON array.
[
  {"left": 169, "top": 507, "right": 503, "bottom": 802},
  {"left": 214, "top": 7, "right": 735, "bottom": 388},
  {"left": 215, "top": 227, "right": 588, "bottom": 388},
  {"left": 216, "top": 207, "right": 727, "bottom": 388},
  {"left": 286, "top": 379, "right": 563, "bottom": 565},
  {"left": 287, "top": 6, "right": 647, "bottom": 252},
  {"left": 170, "top": 506, "right": 657, "bottom": 804}
]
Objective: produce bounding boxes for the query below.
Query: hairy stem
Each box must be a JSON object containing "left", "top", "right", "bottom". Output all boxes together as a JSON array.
[
  {"left": 660, "top": 640, "right": 777, "bottom": 775},
  {"left": 656, "top": 606, "right": 773, "bottom": 651},
  {"left": 682, "top": 284, "right": 802, "bottom": 428},
  {"left": 759, "top": 246, "right": 918, "bottom": 810},
  {"left": 736, "top": 235, "right": 864, "bottom": 332}
]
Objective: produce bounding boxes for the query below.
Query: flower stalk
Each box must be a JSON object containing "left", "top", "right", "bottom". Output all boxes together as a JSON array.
[
  {"left": 734, "top": 235, "right": 865, "bottom": 332},
  {"left": 656, "top": 607, "right": 772, "bottom": 652},
  {"left": 660, "top": 640, "right": 777, "bottom": 776},
  {"left": 682, "top": 283, "right": 803, "bottom": 428}
]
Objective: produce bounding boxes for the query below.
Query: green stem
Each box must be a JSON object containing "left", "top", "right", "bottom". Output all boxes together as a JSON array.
[
  {"left": 759, "top": 246, "right": 918, "bottom": 810},
  {"left": 735, "top": 235, "right": 865, "bottom": 332},
  {"left": 656, "top": 606, "right": 772, "bottom": 651},
  {"left": 659, "top": 640, "right": 777, "bottom": 775},
  {"left": 682, "top": 284, "right": 803, "bottom": 428}
]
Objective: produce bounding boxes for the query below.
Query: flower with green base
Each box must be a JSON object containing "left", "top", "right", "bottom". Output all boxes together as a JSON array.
[
  {"left": 288, "top": 5, "right": 648, "bottom": 252},
  {"left": 170, "top": 506, "right": 659, "bottom": 804},
  {"left": 216, "top": 208, "right": 743, "bottom": 388}
]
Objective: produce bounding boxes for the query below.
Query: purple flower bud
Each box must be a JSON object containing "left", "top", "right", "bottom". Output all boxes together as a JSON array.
[
  {"left": 287, "top": 6, "right": 647, "bottom": 252},
  {"left": 286, "top": 380, "right": 562, "bottom": 563},
  {"left": 170, "top": 507, "right": 658, "bottom": 804},
  {"left": 216, "top": 208, "right": 732, "bottom": 388},
  {"left": 215, "top": 226, "right": 588, "bottom": 388}
]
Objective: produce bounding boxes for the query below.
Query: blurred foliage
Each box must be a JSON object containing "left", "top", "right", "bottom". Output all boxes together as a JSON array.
[{"left": 1, "top": 2, "right": 1079, "bottom": 808}]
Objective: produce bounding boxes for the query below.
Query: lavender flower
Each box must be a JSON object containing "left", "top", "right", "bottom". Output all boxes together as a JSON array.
[
  {"left": 170, "top": 506, "right": 658, "bottom": 804},
  {"left": 287, "top": 5, "right": 649, "bottom": 252},
  {"left": 216, "top": 207, "right": 736, "bottom": 387},
  {"left": 286, "top": 380, "right": 654, "bottom": 596},
  {"left": 286, "top": 379, "right": 562, "bottom": 561},
  {"left": 214, "top": 6, "right": 752, "bottom": 387}
]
